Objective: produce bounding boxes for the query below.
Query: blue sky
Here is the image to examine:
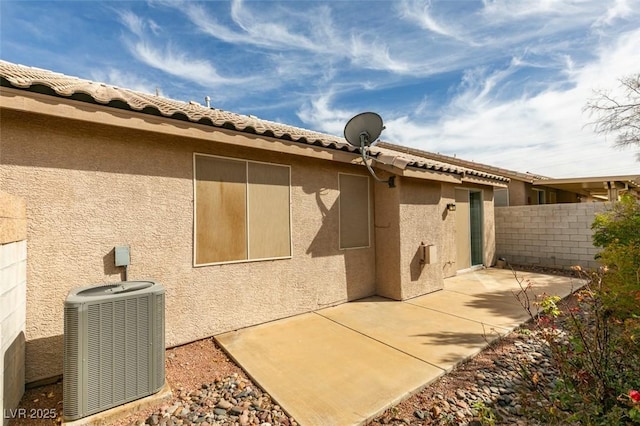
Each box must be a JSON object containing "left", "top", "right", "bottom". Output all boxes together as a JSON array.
[{"left": 1, "top": 0, "right": 639, "bottom": 177}]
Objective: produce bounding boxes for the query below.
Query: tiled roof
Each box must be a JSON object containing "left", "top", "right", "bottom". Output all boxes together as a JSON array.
[
  {"left": 371, "top": 146, "right": 509, "bottom": 182},
  {"left": 378, "top": 142, "right": 540, "bottom": 182},
  {"left": 0, "top": 60, "right": 352, "bottom": 152},
  {"left": 0, "top": 60, "right": 508, "bottom": 183}
]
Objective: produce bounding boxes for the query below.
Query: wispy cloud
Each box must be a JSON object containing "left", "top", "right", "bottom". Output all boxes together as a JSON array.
[
  {"left": 295, "top": 21, "right": 640, "bottom": 177},
  {"left": 130, "top": 42, "right": 250, "bottom": 87},
  {"left": 593, "top": 0, "right": 634, "bottom": 27},
  {"left": 7, "top": 0, "right": 636, "bottom": 177},
  {"left": 296, "top": 92, "right": 357, "bottom": 136},
  {"left": 90, "top": 68, "right": 155, "bottom": 94},
  {"left": 481, "top": 0, "right": 588, "bottom": 20},
  {"left": 184, "top": 1, "right": 327, "bottom": 52},
  {"left": 116, "top": 9, "right": 259, "bottom": 91},
  {"left": 181, "top": 0, "right": 414, "bottom": 76},
  {"left": 397, "top": 0, "right": 472, "bottom": 44},
  {"left": 118, "top": 9, "right": 146, "bottom": 37},
  {"left": 384, "top": 27, "right": 640, "bottom": 176}
]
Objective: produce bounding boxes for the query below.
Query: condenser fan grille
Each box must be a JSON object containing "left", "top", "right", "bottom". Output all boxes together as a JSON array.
[{"left": 63, "top": 281, "right": 165, "bottom": 420}]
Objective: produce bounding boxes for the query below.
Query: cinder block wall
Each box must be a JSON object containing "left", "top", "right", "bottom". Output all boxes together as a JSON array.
[
  {"left": 0, "top": 192, "right": 27, "bottom": 425},
  {"left": 495, "top": 203, "right": 607, "bottom": 270}
]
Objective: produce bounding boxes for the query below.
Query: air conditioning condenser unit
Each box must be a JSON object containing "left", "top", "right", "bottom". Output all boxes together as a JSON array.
[{"left": 63, "top": 280, "right": 165, "bottom": 421}]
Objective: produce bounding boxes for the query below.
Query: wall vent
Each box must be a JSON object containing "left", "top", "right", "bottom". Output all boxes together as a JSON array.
[{"left": 63, "top": 280, "right": 165, "bottom": 420}]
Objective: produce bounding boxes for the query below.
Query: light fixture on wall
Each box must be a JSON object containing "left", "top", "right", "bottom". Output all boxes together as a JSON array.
[
  {"left": 447, "top": 203, "right": 457, "bottom": 211},
  {"left": 343, "top": 112, "right": 395, "bottom": 188}
]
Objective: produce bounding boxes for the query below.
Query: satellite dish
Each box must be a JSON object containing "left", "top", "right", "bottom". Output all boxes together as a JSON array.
[
  {"left": 344, "top": 112, "right": 384, "bottom": 147},
  {"left": 343, "top": 112, "right": 395, "bottom": 188}
]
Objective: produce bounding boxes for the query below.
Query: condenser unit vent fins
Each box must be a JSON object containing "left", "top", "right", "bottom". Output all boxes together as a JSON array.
[{"left": 63, "top": 281, "right": 165, "bottom": 421}]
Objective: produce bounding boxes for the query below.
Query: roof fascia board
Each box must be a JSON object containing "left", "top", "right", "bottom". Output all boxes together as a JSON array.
[
  {"left": 0, "top": 87, "right": 362, "bottom": 166},
  {"left": 378, "top": 141, "right": 537, "bottom": 182},
  {"left": 374, "top": 163, "right": 462, "bottom": 184},
  {"left": 462, "top": 174, "right": 509, "bottom": 188},
  {"left": 533, "top": 176, "right": 639, "bottom": 186}
]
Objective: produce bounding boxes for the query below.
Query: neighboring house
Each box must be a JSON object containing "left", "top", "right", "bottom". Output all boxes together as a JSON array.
[
  {"left": 0, "top": 61, "right": 508, "bottom": 385},
  {"left": 532, "top": 175, "right": 640, "bottom": 202},
  {"left": 378, "top": 142, "right": 612, "bottom": 206}
]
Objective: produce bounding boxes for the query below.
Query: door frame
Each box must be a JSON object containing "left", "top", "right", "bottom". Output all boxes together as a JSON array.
[{"left": 454, "top": 187, "right": 484, "bottom": 273}]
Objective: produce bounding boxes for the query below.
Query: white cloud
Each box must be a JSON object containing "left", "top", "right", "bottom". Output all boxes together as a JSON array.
[
  {"left": 384, "top": 28, "right": 640, "bottom": 177},
  {"left": 296, "top": 92, "right": 357, "bottom": 136},
  {"left": 181, "top": 0, "right": 420, "bottom": 76},
  {"left": 112, "top": 1, "right": 639, "bottom": 177},
  {"left": 117, "top": 10, "right": 146, "bottom": 37},
  {"left": 348, "top": 35, "right": 410, "bottom": 74},
  {"left": 397, "top": 0, "right": 473, "bottom": 45},
  {"left": 130, "top": 41, "right": 252, "bottom": 87},
  {"left": 184, "top": 1, "right": 327, "bottom": 53},
  {"left": 116, "top": 9, "right": 260, "bottom": 90},
  {"left": 90, "top": 68, "right": 155, "bottom": 95},
  {"left": 481, "top": 0, "right": 589, "bottom": 20},
  {"left": 593, "top": 0, "right": 634, "bottom": 27}
]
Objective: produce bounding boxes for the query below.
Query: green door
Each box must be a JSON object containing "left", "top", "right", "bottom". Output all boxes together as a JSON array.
[{"left": 469, "top": 191, "right": 483, "bottom": 266}]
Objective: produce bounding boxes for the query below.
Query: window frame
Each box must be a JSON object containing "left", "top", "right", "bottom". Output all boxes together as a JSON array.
[
  {"left": 193, "top": 153, "right": 293, "bottom": 267},
  {"left": 338, "top": 172, "right": 371, "bottom": 250}
]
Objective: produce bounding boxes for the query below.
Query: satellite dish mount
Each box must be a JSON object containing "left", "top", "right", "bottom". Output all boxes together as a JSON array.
[{"left": 343, "top": 112, "right": 395, "bottom": 188}]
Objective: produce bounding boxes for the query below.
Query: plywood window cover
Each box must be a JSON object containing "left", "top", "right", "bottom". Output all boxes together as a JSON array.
[
  {"left": 338, "top": 173, "right": 371, "bottom": 250},
  {"left": 193, "top": 153, "right": 292, "bottom": 267}
]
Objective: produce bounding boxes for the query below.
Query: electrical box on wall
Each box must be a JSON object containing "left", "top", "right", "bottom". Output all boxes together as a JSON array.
[
  {"left": 114, "top": 246, "right": 130, "bottom": 267},
  {"left": 420, "top": 242, "right": 437, "bottom": 265}
]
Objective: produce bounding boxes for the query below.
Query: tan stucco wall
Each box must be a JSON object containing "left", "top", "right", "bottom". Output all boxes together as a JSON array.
[
  {"left": 482, "top": 187, "right": 497, "bottom": 267},
  {"left": 397, "top": 179, "right": 446, "bottom": 299},
  {"left": 0, "top": 192, "right": 26, "bottom": 244},
  {"left": 373, "top": 178, "right": 463, "bottom": 300},
  {"left": 440, "top": 184, "right": 458, "bottom": 277},
  {"left": 507, "top": 180, "right": 528, "bottom": 206},
  {"left": 373, "top": 173, "right": 402, "bottom": 299},
  {"left": 0, "top": 110, "right": 377, "bottom": 383}
]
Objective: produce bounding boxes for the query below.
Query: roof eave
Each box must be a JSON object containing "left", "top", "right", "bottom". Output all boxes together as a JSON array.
[{"left": 0, "top": 86, "right": 364, "bottom": 166}]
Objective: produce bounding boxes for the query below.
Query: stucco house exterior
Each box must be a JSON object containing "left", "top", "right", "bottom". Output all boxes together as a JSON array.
[{"left": 0, "top": 61, "right": 509, "bottom": 386}]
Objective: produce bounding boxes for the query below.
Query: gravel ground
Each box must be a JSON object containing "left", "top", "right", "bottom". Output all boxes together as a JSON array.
[
  {"left": 12, "top": 266, "right": 575, "bottom": 426},
  {"left": 369, "top": 323, "right": 558, "bottom": 425}
]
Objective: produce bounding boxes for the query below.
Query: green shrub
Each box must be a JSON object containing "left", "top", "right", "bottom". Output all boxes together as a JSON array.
[
  {"left": 592, "top": 194, "right": 640, "bottom": 319},
  {"left": 513, "top": 196, "right": 640, "bottom": 424}
]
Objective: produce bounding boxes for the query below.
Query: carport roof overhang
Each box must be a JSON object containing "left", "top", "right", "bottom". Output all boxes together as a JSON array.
[{"left": 533, "top": 175, "right": 640, "bottom": 200}]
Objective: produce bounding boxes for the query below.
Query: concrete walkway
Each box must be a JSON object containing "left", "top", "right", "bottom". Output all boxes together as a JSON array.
[{"left": 216, "top": 268, "right": 580, "bottom": 426}]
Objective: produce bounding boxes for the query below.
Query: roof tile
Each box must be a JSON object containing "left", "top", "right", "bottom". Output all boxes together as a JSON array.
[{"left": 0, "top": 60, "right": 508, "bottom": 183}]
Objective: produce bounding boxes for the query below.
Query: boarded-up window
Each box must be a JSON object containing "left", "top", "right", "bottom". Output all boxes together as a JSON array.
[
  {"left": 194, "top": 154, "right": 291, "bottom": 265},
  {"left": 248, "top": 162, "right": 291, "bottom": 259},
  {"left": 339, "top": 174, "right": 370, "bottom": 249}
]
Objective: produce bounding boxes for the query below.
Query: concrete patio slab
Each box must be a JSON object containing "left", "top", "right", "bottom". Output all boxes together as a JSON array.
[
  {"left": 407, "top": 291, "right": 532, "bottom": 330},
  {"left": 444, "top": 268, "right": 580, "bottom": 298},
  {"left": 318, "top": 297, "right": 510, "bottom": 371},
  {"left": 216, "top": 312, "right": 444, "bottom": 426},
  {"left": 216, "top": 268, "right": 579, "bottom": 426}
]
